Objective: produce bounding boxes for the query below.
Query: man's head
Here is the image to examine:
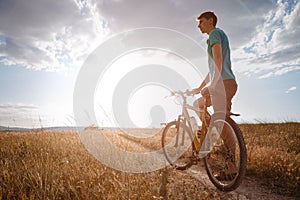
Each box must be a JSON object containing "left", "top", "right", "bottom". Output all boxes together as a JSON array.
[{"left": 197, "top": 11, "right": 217, "bottom": 34}]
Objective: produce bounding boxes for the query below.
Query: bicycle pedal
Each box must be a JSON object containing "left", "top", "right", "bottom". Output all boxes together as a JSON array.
[{"left": 191, "top": 157, "right": 198, "bottom": 164}]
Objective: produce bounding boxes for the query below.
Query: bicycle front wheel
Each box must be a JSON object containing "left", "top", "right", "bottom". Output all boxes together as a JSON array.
[
  {"left": 204, "top": 116, "right": 247, "bottom": 192},
  {"left": 162, "top": 121, "right": 194, "bottom": 170}
]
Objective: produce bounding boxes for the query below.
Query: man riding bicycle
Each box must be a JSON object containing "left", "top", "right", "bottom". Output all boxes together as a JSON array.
[{"left": 192, "top": 11, "right": 238, "bottom": 179}]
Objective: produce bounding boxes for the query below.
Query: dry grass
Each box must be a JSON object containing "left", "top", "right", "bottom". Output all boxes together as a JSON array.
[
  {"left": 0, "top": 130, "right": 232, "bottom": 200},
  {"left": 0, "top": 122, "right": 299, "bottom": 199},
  {"left": 240, "top": 122, "right": 300, "bottom": 194}
]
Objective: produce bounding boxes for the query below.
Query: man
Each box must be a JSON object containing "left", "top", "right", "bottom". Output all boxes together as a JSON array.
[
  {"left": 193, "top": 11, "right": 237, "bottom": 116},
  {"left": 193, "top": 11, "right": 238, "bottom": 179}
]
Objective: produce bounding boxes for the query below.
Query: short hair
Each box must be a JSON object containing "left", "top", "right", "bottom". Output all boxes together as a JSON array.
[{"left": 197, "top": 11, "right": 218, "bottom": 27}]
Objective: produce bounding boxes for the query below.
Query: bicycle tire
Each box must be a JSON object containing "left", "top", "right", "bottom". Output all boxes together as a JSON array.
[
  {"left": 162, "top": 121, "right": 194, "bottom": 170},
  {"left": 204, "top": 115, "right": 247, "bottom": 192}
]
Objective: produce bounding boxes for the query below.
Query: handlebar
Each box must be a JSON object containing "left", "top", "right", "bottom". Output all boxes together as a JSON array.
[
  {"left": 170, "top": 89, "right": 194, "bottom": 97},
  {"left": 166, "top": 90, "right": 196, "bottom": 105}
]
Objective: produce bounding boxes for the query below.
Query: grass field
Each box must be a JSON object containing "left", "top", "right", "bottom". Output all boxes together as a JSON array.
[
  {"left": 240, "top": 123, "right": 300, "bottom": 193},
  {"left": 0, "top": 123, "right": 299, "bottom": 199}
]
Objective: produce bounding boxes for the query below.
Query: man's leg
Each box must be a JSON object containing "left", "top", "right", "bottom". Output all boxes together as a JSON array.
[
  {"left": 211, "top": 80, "right": 238, "bottom": 175},
  {"left": 223, "top": 80, "right": 238, "bottom": 175},
  {"left": 224, "top": 79, "right": 238, "bottom": 114}
]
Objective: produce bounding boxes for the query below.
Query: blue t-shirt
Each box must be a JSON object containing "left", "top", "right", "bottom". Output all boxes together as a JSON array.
[{"left": 207, "top": 28, "right": 235, "bottom": 80}]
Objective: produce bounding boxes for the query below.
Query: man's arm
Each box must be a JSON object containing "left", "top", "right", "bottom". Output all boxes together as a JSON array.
[
  {"left": 210, "top": 43, "right": 223, "bottom": 88},
  {"left": 193, "top": 73, "right": 210, "bottom": 94}
]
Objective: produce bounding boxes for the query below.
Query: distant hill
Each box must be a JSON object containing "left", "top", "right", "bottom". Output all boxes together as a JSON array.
[
  {"left": 0, "top": 126, "right": 31, "bottom": 132},
  {"left": 0, "top": 126, "right": 84, "bottom": 132}
]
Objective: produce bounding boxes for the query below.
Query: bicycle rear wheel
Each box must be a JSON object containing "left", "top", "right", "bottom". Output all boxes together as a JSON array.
[
  {"left": 162, "top": 121, "right": 194, "bottom": 170},
  {"left": 204, "top": 116, "right": 247, "bottom": 192}
]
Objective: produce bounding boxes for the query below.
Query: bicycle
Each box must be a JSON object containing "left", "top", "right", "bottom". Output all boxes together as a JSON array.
[{"left": 161, "top": 90, "right": 247, "bottom": 192}]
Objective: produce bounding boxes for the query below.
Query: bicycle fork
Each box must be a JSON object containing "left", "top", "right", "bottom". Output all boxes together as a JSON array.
[{"left": 175, "top": 115, "right": 201, "bottom": 159}]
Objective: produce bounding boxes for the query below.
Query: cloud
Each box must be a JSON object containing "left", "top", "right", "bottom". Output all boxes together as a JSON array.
[
  {"left": 0, "top": 103, "right": 39, "bottom": 127},
  {"left": 95, "top": 0, "right": 273, "bottom": 42},
  {"left": 91, "top": 0, "right": 275, "bottom": 63},
  {"left": 233, "top": 0, "right": 300, "bottom": 78},
  {"left": 285, "top": 86, "right": 296, "bottom": 93},
  {"left": 0, "top": 0, "right": 295, "bottom": 76},
  {"left": 0, "top": 103, "right": 38, "bottom": 112},
  {"left": 0, "top": 103, "right": 74, "bottom": 128},
  {"left": 0, "top": 0, "right": 108, "bottom": 72},
  {"left": 258, "top": 65, "right": 300, "bottom": 79}
]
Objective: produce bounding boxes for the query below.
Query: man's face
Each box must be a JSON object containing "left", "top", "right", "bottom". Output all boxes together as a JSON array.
[{"left": 197, "top": 17, "right": 212, "bottom": 34}]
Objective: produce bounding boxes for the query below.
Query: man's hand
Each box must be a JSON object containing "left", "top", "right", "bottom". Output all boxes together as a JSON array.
[
  {"left": 192, "top": 88, "right": 201, "bottom": 95},
  {"left": 201, "top": 86, "right": 214, "bottom": 97},
  {"left": 194, "top": 73, "right": 210, "bottom": 96}
]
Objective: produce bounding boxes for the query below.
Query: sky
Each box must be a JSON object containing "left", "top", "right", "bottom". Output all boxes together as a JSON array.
[{"left": 0, "top": 0, "right": 299, "bottom": 128}]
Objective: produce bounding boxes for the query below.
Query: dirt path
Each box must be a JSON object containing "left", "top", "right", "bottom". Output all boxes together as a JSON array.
[{"left": 184, "top": 163, "right": 297, "bottom": 200}]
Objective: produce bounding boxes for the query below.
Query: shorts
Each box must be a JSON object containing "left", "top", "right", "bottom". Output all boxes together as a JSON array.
[{"left": 195, "top": 79, "right": 237, "bottom": 113}]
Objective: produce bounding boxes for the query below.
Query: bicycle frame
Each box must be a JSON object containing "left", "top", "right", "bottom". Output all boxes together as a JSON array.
[{"left": 173, "top": 92, "right": 211, "bottom": 153}]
